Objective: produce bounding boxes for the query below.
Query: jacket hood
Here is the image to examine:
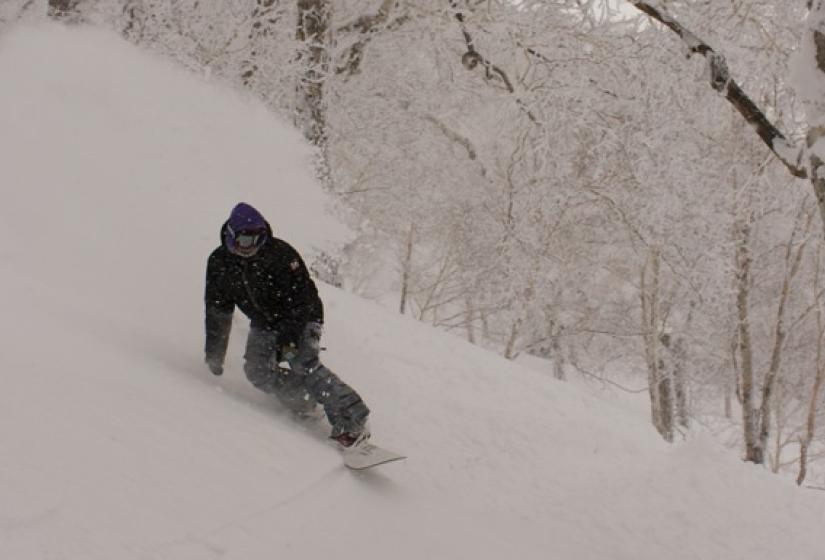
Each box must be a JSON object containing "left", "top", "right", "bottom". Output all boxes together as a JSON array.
[{"left": 220, "top": 202, "right": 274, "bottom": 249}]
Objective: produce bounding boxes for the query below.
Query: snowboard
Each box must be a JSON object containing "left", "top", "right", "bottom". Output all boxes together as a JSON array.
[{"left": 342, "top": 440, "right": 406, "bottom": 470}]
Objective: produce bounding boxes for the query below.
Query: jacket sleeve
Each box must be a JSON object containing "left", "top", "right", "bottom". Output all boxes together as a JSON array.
[
  {"left": 204, "top": 251, "right": 234, "bottom": 364},
  {"left": 271, "top": 245, "right": 323, "bottom": 347},
  {"left": 282, "top": 245, "right": 323, "bottom": 324}
]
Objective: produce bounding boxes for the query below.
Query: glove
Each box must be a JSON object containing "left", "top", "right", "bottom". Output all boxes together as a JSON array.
[{"left": 205, "top": 356, "right": 224, "bottom": 376}]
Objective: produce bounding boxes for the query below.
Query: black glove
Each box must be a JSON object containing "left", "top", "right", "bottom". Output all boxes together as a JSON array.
[{"left": 205, "top": 356, "right": 224, "bottom": 376}]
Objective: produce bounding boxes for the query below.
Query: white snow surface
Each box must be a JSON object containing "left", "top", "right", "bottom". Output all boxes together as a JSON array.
[{"left": 1, "top": 23, "right": 823, "bottom": 560}]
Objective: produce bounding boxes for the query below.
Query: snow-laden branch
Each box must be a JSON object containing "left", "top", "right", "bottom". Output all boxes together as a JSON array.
[
  {"left": 422, "top": 114, "right": 478, "bottom": 161},
  {"left": 448, "top": 0, "right": 514, "bottom": 93},
  {"left": 447, "top": 0, "right": 538, "bottom": 124},
  {"left": 629, "top": 1, "right": 808, "bottom": 179},
  {"left": 335, "top": 0, "right": 409, "bottom": 77}
]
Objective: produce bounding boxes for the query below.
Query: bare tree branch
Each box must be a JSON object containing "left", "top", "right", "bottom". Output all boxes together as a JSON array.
[
  {"left": 447, "top": 0, "right": 538, "bottom": 124},
  {"left": 518, "top": 42, "right": 621, "bottom": 99},
  {"left": 336, "top": 0, "right": 410, "bottom": 77},
  {"left": 448, "top": 0, "right": 513, "bottom": 93},
  {"left": 422, "top": 114, "right": 478, "bottom": 160}
]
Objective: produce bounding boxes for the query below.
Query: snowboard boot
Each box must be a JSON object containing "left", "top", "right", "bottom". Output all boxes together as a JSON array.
[{"left": 331, "top": 430, "right": 370, "bottom": 448}]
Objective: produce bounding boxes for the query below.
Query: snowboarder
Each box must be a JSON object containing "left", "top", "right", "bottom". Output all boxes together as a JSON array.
[{"left": 204, "top": 202, "right": 370, "bottom": 447}]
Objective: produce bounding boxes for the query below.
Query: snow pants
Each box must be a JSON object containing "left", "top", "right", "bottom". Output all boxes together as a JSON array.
[{"left": 243, "top": 322, "right": 370, "bottom": 436}]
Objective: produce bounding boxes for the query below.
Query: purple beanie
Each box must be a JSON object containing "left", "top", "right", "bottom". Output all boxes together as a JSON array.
[{"left": 227, "top": 202, "right": 267, "bottom": 232}]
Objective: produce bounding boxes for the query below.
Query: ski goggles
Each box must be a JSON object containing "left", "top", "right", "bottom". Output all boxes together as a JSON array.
[
  {"left": 226, "top": 225, "right": 267, "bottom": 255},
  {"left": 235, "top": 230, "right": 263, "bottom": 249}
]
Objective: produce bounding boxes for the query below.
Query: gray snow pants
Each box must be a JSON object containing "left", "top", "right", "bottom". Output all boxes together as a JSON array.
[{"left": 244, "top": 322, "right": 369, "bottom": 436}]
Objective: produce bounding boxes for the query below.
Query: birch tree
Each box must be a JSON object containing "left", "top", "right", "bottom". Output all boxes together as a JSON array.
[{"left": 798, "top": 243, "right": 825, "bottom": 484}]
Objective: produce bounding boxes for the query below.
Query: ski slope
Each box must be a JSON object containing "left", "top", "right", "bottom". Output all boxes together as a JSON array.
[{"left": 0, "top": 23, "right": 823, "bottom": 560}]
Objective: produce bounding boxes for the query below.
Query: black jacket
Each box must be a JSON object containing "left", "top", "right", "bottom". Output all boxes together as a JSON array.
[{"left": 204, "top": 223, "right": 323, "bottom": 364}]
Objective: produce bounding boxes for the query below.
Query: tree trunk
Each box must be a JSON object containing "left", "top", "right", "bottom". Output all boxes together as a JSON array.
[
  {"left": 543, "top": 306, "right": 566, "bottom": 380},
  {"left": 641, "top": 254, "right": 660, "bottom": 437},
  {"left": 504, "top": 318, "right": 522, "bottom": 360},
  {"left": 756, "top": 280, "right": 789, "bottom": 462},
  {"left": 726, "top": 332, "right": 740, "bottom": 418},
  {"left": 295, "top": 0, "right": 330, "bottom": 147},
  {"left": 671, "top": 336, "right": 689, "bottom": 429},
  {"left": 756, "top": 205, "right": 813, "bottom": 460},
  {"left": 465, "top": 297, "right": 476, "bottom": 344},
  {"left": 481, "top": 311, "right": 491, "bottom": 344},
  {"left": 770, "top": 382, "right": 784, "bottom": 473},
  {"left": 399, "top": 223, "right": 414, "bottom": 315},
  {"left": 657, "top": 356, "right": 675, "bottom": 442},
  {"left": 735, "top": 217, "right": 761, "bottom": 464},
  {"left": 799, "top": 245, "right": 825, "bottom": 485},
  {"left": 551, "top": 324, "right": 566, "bottom": 381},
  {"left": 642, "top": 248, "right": 674, "bottom": 442}
]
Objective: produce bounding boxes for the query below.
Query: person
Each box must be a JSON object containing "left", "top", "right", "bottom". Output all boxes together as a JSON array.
[{"left": 203, "top": 202, "right": 370, "bottom": 447}]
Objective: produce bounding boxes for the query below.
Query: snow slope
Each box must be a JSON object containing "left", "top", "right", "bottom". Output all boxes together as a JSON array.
[{"left": 1, "top": 23, "right": 823, "bottom": 560}]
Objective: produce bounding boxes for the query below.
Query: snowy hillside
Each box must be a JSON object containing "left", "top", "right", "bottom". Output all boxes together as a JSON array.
[{"left": 1, "top": 23, "right": 823, "bottom": 560}]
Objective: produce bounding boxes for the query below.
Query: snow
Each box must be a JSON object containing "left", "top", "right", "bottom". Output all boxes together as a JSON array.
[{"left": 1, "top": 22, "right": 824, "bottom": 560}]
